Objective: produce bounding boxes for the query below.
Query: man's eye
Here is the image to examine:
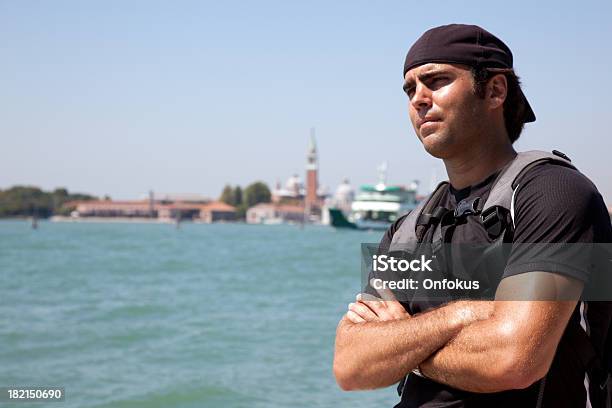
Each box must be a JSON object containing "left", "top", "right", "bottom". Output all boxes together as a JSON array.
[
  {"left": 405, "top": 87, "right": 415, "bottom": 98},
  {"left": 430, "top": 77, "right": 448, "bottom": 87}
]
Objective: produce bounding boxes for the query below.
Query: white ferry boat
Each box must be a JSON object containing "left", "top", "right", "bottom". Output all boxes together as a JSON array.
[{"left": 329, "top": 164, "right": 419, "bottom": 231}]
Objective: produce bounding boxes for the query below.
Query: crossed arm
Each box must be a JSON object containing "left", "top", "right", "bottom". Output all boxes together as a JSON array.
[{"left": 333, "top": 272, "right": 583, "bottom": 393}]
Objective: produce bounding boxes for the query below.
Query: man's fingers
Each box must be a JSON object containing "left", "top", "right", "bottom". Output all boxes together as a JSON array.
[
  {"left": 354, "top": 292, "right": 411, "bottom": 320},
  {"left": 348, "top": 302, "right": 379, "bottom": 321},
  {"left": 357, "top": 292, "right": 382, "bottom": 302},
  {"left": 358, "top": 298, "right": 397, "bottom": 320},
  {"left": 346, "top": 310, "right": 366, "bottom": 323}
]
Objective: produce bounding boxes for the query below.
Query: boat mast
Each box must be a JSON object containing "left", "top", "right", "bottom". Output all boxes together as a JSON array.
[{"left": 376, "top": 161, "right": 388, "bottom": 190}]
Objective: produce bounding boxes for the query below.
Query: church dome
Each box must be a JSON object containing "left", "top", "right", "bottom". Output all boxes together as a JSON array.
[
  {"left": 334, "top": 179, "right": 354, "bottom": 202},
  {"left": 285, "top": 175, "right": 303, "bottom": 196}
]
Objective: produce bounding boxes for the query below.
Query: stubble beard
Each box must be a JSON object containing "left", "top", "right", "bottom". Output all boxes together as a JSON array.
[
  {"left": 418, "top": 122, "right": 458, "bottom": 160},
  {"left": 418, "top": 97, "right": 486, "bottom": 160}
]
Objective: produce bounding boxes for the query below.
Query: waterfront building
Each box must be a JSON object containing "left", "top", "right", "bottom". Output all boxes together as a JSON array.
[
  {"left": 246, "top": 203, "right": 305, "bottom": 224},
  {"left": 199, "top": 201, "right": 236, "bottom": 223},
  {"left": 157, "top": 202, "right": 205, "bottom": 221},
  {"left": 146, "top": 193, "right": 209, "bottom": 203},
  {"left": 66, "top": 197, "right": 235, "bottom": 223},
  {"left": 70, "top": 200, "right": 154, "bottom": 218}
]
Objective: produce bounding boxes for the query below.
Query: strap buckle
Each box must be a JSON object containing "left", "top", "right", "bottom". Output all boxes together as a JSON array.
[
  {"left": 481, "top": 206, "right": 506, "bottom": 239},
  {"left": 454, "top": 197, "right": 481, "bottom": 219}
]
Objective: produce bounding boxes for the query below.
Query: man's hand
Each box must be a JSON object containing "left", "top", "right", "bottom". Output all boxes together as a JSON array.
[
  {"left": 334, "top": 297, "right": 486, "bottom": 390},
  {"left": 347, "top": 292, "right": 410, "bottom": 323}
]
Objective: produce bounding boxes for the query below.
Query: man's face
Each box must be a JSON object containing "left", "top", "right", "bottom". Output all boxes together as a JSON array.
[{"left": 403, "top": 63, "right": 486, "bottom": 158}]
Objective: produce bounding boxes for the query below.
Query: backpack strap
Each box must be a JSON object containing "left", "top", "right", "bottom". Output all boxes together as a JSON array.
[
  {"left": 482, "top": 150, "right": 575, "bottom": 213},
  {"left": 565, "top": 317, "right": 612, "bottom": 402},
  {"left": 389, "top": 181, "right": 449, "bottom": 254},
  {"left": 480, "top": 150, "right": 576, "bottom": 239}
]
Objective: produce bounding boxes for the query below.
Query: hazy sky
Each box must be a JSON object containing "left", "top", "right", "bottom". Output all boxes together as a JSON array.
[{"left": 2, "top": 1, "right": 611, "bottom": 203}]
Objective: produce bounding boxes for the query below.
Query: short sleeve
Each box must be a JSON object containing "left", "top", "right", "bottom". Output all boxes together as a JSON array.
[{"left": 503, "top": 164, "right": 612, "bottom": 282}]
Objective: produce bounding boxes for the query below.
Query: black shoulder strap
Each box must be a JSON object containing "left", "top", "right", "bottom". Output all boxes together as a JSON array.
[{"left": 415, "top": 183, "right": 451, "bottom": 241}]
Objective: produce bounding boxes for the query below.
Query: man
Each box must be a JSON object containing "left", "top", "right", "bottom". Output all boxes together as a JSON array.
[{"left": 333, "top": 24, "right": 612, "bottom": 407}]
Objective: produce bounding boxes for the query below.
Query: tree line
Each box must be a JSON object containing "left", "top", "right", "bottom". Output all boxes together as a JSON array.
[
  {"left": 0, "top": 186, "right": 97, "bottom": 218},
  {"left": 219, "top": 181, "right": 271, "bottom": 219},
  {"left": 0, "top": 183, "right": 273, "bottom": 220}
]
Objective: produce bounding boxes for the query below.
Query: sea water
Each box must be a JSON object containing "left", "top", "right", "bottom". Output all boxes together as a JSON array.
[{"left": 0, "top": 220, "right": 397, "bottom": 407}]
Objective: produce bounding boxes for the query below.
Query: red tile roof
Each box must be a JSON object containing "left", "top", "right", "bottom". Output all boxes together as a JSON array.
[{"left": 200, "top": 201, "right": 236, "bottom": 212}]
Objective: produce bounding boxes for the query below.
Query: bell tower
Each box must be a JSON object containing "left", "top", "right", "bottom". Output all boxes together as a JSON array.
[{"left": 305, "top": 128, "right": 318, "bottom": 216}]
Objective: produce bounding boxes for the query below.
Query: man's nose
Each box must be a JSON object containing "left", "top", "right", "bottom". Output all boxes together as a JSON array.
[{"left": 410, "top": 83, "right": 432, "bottom": 112}]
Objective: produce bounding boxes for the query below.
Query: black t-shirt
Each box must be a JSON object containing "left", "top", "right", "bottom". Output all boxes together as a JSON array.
[{"left": 377, "top": 163, "right": 612, "bottom": 408}]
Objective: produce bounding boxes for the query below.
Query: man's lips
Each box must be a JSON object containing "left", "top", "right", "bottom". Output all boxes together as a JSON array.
[{"left": 417, "top": 117, "right": 441, "bottom": 129}]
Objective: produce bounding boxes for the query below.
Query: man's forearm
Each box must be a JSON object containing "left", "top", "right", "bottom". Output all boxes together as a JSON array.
[
  {"left": 420, "top": 300, "right": 577, "bottom": 393},
  {"left": 419, "top": 314, "right": 515, "bottom": 392},
  {"left": 333, "top": 301, "right": 483, "bottom": 390}
]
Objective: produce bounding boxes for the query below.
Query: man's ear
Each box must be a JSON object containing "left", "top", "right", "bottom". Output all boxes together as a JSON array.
[{"left": 488, "top": 74, "right": 507, "bottom": 110}]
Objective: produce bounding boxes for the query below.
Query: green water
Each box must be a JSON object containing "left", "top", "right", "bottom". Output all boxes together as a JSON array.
[{"left": 0, "top": 220, "right": 398, "bottom": 407}]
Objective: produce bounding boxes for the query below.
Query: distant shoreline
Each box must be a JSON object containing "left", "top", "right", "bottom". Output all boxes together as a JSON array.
[
  {"left": 48, "top": 216, "right": 246, "bottom": 224},
  {"left": 0, "top": 216, "right": 310, "bottom": 227},
  {"left": 50, "top": 216, "right": 174, "bottom": 224}
]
